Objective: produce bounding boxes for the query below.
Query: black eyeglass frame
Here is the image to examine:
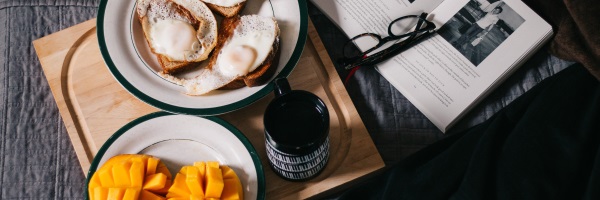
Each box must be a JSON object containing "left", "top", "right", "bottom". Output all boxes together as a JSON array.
[{"left": 341, "top": 13, "right": 437, "bottom": 70}]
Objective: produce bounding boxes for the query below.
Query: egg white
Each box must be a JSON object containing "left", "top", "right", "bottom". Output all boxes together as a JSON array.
[
  {"left": 137, "top": 0, "right": 217, "bottom": 62},
  {"left": 218, "top": 16, "right": 277, "bottom": 77}
]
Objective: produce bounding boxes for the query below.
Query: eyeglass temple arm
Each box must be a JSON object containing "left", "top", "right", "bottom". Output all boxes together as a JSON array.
[
  {"left": 343, "top": 13, "right": 436, "bottom": 70},
  {"left": 344, "top": 29, "right": 435, "bottom": 70}
]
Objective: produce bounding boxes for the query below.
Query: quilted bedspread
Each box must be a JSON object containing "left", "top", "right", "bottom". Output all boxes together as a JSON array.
[{"left": 0, "top": 0, "right": 572, "bottom": 198}]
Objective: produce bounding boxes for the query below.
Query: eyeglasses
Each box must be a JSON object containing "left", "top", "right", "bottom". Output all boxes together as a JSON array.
[{"left": 338, "top": 13, "right": 436, "bottom": 83}]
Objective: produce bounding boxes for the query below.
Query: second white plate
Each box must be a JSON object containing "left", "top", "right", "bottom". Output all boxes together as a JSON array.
[{"left": 85, "top": 112, "right": 264, "bottom": 200}]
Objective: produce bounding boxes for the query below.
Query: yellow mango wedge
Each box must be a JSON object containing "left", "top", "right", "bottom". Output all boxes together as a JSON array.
[
  {"left": 166, "top": 172, "right": 191, "bottom": 198},
  {"left": 112, "top": 161, "right": 132, "bottom": 187},
  {"left": 193, "top": 162, "right": 206, "bottom": 179},
  {"left": 123, "top": 188, "right": 141, "bottom": 200},
  {"left": 88, "top": 154, "right": 172, "bottom": 200},
  {"left": 90, "top": 156, "right": 244, "bottom": 200},
  {"left": 186, "top": 166, "right": 205, "bottom": 198},
  {"left": 164, "top": 161, "right": 243, "bottom": 200},
  {"left": 93, "top": 187, "right": 108, "bottom": 200},
  {"left": 220, "top": 166, "right": 244, "bottom": 200},
  {"left": 205, "top": 162, "right": 224, "bottom": 199},
  {"left": 107, "top": 188, "right": 126, "bottom": 200},
  {"left": 146, "top": 157, "right": 159, "bottom": 176},
  {"left": 143, "top": 173, "right": 167, "bottom": 191},
  {"left": 140, "top": 190, "right": 166, "bottom": 200},
  {"left": 221, "top": 179, "right": 242, "bottom": 200}
]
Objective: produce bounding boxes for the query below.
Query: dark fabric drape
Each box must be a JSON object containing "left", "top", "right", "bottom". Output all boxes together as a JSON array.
[{"left": 331, "top": 64, "right": 600, "bottom": 199}]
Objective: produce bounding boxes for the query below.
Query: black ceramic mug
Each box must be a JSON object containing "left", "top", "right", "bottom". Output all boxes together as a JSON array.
[{"left": 264, "top": 77, "right": 330, "bottom": 181}]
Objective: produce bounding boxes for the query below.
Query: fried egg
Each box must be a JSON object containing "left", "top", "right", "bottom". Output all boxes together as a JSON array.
[
  {"left": 159, "top": 15, "right": 279, "bottom": 95},
  {"left": 137, "top": 0, "right": 217, "bottom": 62}
]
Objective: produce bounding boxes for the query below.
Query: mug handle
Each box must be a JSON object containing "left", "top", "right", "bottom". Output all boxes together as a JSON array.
[{"left": 273, "top": 77, "right": 291, "bottom": 97}]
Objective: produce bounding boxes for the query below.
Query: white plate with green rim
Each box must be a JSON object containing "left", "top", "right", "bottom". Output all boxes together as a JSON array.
[
  {"left": 97, "top": 0, "right": 307, "bottom": 115},
  {"left": 85, "top": 112, "right": 264, "bottom": 199}
]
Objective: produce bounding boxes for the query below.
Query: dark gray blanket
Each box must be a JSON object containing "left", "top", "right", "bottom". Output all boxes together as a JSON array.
[
  {"left": 0, "top": 0, "right": 572, "bottom": 198},
  {"left": 0, "top": 0, "right": 98, "bottom": 198}
]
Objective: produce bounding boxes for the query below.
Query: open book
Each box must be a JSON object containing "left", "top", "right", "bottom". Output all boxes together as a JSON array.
[{"left": 312, "top": 0, "right": 552, "bottom": 132}]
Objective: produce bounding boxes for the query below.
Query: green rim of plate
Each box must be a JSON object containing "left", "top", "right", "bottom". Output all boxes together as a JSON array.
[
  {"left": 97, "top": 0, "right": 308, "bottom": 116},
  {"left": 84, "top": 112, "right": 266, "bottom": 200}
]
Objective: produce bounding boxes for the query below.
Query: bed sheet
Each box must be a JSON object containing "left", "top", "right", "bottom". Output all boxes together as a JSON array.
[{"left": 0, "top": 0, "right": 572, "bottom": 198}]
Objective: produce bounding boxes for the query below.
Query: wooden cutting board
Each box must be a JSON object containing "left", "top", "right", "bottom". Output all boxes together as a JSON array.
[{"left": 33, "top": 19, "right": 384, "bottom": 199}]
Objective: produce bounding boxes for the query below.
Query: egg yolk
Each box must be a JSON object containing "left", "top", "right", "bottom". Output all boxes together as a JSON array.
[
  {"left": 218, "top": 45, "right": 257, "bottom": 77},
  {"left": 150, "top": 19, "right": 199, "bottom": 61}
]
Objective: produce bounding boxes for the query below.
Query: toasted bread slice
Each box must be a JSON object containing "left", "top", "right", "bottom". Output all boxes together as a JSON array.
[
  {"left": 202, "top": 0, "right": 246, "bottom": 17},
  {"left": 157, "top": 56, "right": 200, "bottom": 74},
  {"left": 216, "top": 15, "right": 280, "bottom": 90},
  {"left": 136, "top": 0, "right": 218, "bottom": 74}
]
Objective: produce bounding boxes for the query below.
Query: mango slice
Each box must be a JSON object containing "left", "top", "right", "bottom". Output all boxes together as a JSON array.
[
  {"left": 107, "top": 188, "right": 126, "bottom": 199},
  {"left": 90, "top": 156, "right": 243, "bottom": 200},
  {"left": 221, "top": 179, "right": 241, "bottom": 200},
  {"left": 166, "top": 161, "right": 243, "bottom": 200},
  {"left": 140, "top": 190, "right": 166, "bottom": 200},
  {"left": 123, "top": 188, "right": 141, "bottom": 200},
  {"left": 186, "top": 166, "right": 205, "bottom": 198},
  {"left": 143, "top": 173, "right": 167, "bottom": 191},
  {"left": 93, "top": 187, "right": 108, "bottom": 200},
  {"left": 205, "top": 163, "right": 224, "bottom": 198},
  {"left": 166, "top": 172, "right": 191, "bottom": 198},
  {"left": 220, "top": 166, "right": 244, "bottom": 200},
  {"left": 88, "top": 154, "right": 172, "bottom": 200},
  {"left": 146, "top": 157, "right": 159, "bottom": 176}
]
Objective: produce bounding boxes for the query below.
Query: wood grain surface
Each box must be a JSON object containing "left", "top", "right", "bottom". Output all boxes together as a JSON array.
[{"left": 33, "top": 18, "right": 384, "bottom": 199}]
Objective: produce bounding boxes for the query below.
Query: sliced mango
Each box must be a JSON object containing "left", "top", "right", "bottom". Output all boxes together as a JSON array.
[
  {"left": 157, "top": 162, "right": 172, "bottom": 180},
  {"left": 89, "top": 154, "right": 172, "bottom": 200},
  {"left": 220, "top": 166, "right": 237, "bottom": 180},
  {"left": 206, "top": 161, "right": 219, "bottom": 169},
  {"left": 167, "top": 172, "right": 191, "bottom": 198},
  {"left": 90, "top": 156, "right": 244, "bottom": 200},
  {"left": 193, "top": 162, "right": 206, "bottom": 179},
  {"left": 107, "top": 187, "right": 126, "bottom": 200},
  {"left": 98, "top": 168, "right": 115, "bottom": 187},
  {"left": 130, "top": 160, "right": 145, "bottom": 187},
  {"left": 123, "top": 188, "right": 141, "bottom": 200},
  {"left": 93, "top": 187, "right": 108, "bottom": 200},
  {"left": 143, "top": 173, "right": 167, "bottom": 191},
  {"left": 113, "top": 161, "right": 132, "bottom": 187},
  {"left": 221, "top": 166, "right": 244, "bottom": 200},
  {"left": 186, "top": 166, "right": 205, "bottom": 198},
  {"left": 205, "top": 164, "right": 224, "bottom": 198},
  {"left": 146, "top": 157, "right": 159, "bottom": 176},
  {"left": 149, "top": 179, "right": 171, "bottom": 195},
  {"left": 140, "top": 189, "right": 166, "bottom": 200},
  {"left": 221, "top": 178, "right": 242, "bottom": 200}
]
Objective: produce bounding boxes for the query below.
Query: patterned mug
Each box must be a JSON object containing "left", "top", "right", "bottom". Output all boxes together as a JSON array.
[{"left": 263, "top": 77, "right": 330, "bottom": 181}]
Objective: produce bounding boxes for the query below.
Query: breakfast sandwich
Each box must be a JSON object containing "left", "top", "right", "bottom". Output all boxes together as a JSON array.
[
  {"left": 160, "top": 15, "right": 280, "bottom": 95},
  {"left": 136, "top": 0, "right": 218, "bottom": 74}
]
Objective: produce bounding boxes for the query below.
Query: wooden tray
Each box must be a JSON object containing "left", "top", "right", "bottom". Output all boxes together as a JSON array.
[{"left": 33, "top": 19, "right": 384, "bottom": 199}]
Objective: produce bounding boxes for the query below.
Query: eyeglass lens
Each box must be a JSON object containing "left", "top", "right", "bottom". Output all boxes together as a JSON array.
[{"left": 389, "top": 16, "right": 425, "bottom": 36}]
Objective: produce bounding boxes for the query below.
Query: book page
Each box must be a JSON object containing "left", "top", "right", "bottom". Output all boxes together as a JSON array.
[
  {"left": 375, "top": 0, "right": 552, "bottom": 131},
  {"left": 312, "top": 0, "right": 445, "bottom": 48}
]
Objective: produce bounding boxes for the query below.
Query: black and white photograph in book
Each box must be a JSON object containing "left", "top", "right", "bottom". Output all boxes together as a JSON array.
[{"left": 437, "top": 0, "right": 525, "bottom": 66}]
